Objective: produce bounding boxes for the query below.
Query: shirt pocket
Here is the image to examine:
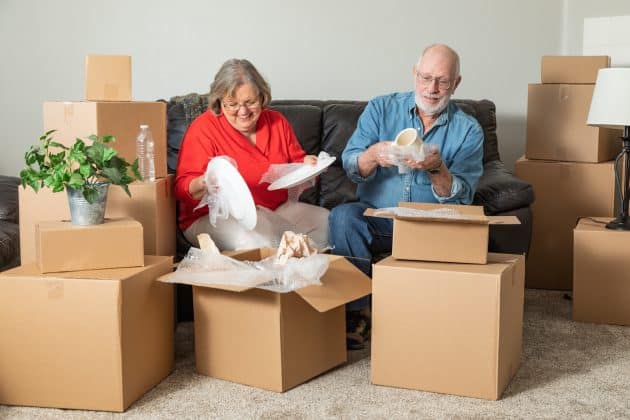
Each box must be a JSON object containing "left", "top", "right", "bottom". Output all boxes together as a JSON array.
[{"left": 414, "top": 170, "right": 432, "bottom": 186}]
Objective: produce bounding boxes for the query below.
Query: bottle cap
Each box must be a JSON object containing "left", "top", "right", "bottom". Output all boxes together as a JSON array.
[{"left": 140, "top": 124, "right": 149, "bottom": 129}]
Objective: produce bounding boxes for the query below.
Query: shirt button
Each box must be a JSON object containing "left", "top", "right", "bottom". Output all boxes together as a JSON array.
[{"left": 405, "top": 187, "right": 410, "bottom": 191}]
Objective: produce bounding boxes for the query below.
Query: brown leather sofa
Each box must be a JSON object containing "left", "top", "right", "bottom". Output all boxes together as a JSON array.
[
  {"left": 165, "top": 95, "right": 534, "bottom": 259},
  {"left": 0, "top": 175, "right": 20, "bottom": 272}
]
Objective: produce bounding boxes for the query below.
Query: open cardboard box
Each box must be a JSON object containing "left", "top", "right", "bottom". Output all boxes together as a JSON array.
[
  {"left": 158, "top": 247, "right": 371, "bottom": 392},
  {"left": 365, "top": 202, "right": 520, "bottom": 264}
]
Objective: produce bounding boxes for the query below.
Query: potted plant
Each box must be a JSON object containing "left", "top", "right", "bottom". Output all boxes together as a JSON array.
[{"left": 20, "top": 130, "right": 141, "bottom": 225}]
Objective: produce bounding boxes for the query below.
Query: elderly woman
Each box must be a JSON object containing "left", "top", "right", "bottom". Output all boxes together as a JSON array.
[{"left": 174, "top": 59, "right": 329, "bottom": 250}]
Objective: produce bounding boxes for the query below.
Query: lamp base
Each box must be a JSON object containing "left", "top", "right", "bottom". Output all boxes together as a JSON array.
[{"left": 606, "top": 215, "right": 630, "bottom": 230}]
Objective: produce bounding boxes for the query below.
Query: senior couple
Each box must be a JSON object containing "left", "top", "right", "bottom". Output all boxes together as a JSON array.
[{"left": 174, "top": 43, "right": 484, "bottom": 349}]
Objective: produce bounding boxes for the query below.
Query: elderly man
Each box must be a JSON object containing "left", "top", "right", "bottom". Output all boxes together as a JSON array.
[{"left": 329, "top": 44, "right": 484, "bottom": 349}]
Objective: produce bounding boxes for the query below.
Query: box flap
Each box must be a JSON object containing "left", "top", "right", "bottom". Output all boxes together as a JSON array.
[
  {"left": 155, "top": 272, "right": 261, "bottom": 293},
  {"left": 364, "top": 204, "right": 519, "bottom": 225},
  {"left": 294, "top": 255, "right": 371, "bottom": 313},
  {"left": 487, "top": 216, "right": 520, "bottom": 225}
]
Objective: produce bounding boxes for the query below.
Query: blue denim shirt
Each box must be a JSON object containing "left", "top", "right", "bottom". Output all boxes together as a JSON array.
[{"left": 342, "top": 91, "right": 484, "bottom": 208}]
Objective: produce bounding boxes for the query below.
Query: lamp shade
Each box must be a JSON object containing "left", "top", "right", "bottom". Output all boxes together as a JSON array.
[{"left": 587, "top": 68, "right": 630, "bottom": 129}]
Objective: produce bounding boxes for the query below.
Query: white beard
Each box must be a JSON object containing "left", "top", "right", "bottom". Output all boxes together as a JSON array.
[{"left": 415, "top": 92, "right": 451, "bottom": 116}]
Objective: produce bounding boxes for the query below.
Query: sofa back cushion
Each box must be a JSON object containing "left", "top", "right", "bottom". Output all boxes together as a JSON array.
[{"left": 164, "top": 94, "right": 501, "bottom": 209}]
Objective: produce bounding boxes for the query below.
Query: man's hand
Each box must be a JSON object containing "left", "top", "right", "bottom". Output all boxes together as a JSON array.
[
  {"left": 402, "top": 143, "right": 442, "bottom": 172},
  {"left": 358, "top": 141, "right": 395, "bottom": 177}
]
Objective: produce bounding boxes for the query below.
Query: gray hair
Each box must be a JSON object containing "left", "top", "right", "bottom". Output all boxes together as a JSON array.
[
  {"left": 418, "top": 44, "right": 460, "bottom": 79},
  {"left": 208, "top": 59, "right": 272, "bottom": 115}
]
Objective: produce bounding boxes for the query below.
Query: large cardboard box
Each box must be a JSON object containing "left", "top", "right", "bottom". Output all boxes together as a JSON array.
[
  {"left": 365, "top": 203, "right": 519, "bottom": 264},
  {"left": 541, "top": 55, "right": 610, "bottom": 84},
  {"left": 175, "top": 248, "right": 371, "bottom": 392},
  {"left": 35, "top": 218, "right": 144, "bottom": 273},
  {"left": 107, "top": 177, "right": 176, "bottom": 257},
  {"left": 573, "top": 217, "right": 630, "bottom": 325},
  {"left": 19, "top": 176, "right": 176, "bottom": 265},
  {"left": 43, "top": 101, "right": 167, "bottom": 178},
  {"left": 0, "top": 256, "right": 174, "bottom": 412},
  {"left": 526, "top": 84, "right": 621, "bottom": 162},
  {"left": 514, "top": 157, "right": 616, "bottom": 290},
  {"left": 371, "top": 253, "right": 525, "bottom": 400},
  {"left": 85, "top": 55, "right": 132, "bottom": 101}
]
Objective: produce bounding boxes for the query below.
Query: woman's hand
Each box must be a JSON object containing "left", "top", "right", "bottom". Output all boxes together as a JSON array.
[
  {"left": 303, "top": 155, "right": 318, "bottom": 165},
  {"left": 189, "top": 175, "right": 209, "bottom": 200}
]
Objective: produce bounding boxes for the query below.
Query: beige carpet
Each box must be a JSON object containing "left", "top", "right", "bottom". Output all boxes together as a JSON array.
[{"left": 2, "top": 290, "right": 630, "bottom": 419}]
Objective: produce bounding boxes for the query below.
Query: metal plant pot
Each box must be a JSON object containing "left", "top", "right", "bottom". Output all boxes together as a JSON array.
[{"left": 66, "top": 183, "right": 110, "bottom": 225}]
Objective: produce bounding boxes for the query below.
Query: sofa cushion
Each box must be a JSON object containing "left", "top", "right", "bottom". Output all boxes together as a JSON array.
[{"left": 473, "top": 160, "right": 535, "bottom": 214}]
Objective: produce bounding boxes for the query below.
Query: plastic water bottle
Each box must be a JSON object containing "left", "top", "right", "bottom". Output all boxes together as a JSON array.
[{"left": 136, "top": 124, "right": 155, "bottom": 182}]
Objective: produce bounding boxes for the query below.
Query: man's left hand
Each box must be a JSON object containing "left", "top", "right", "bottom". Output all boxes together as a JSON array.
[{"left": 403, "top": 144, "right": 442, "bottom": 172}]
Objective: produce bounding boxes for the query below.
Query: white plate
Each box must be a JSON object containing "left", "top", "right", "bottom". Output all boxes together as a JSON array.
[
  {"left": 267, "top": 156, "right": 336, "bottom": 191},
  {"left": 206, "top": 157, "right": 257, "bottom": 230}
]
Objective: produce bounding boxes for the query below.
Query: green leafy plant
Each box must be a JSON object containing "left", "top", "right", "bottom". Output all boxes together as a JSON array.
[{"left": 20, "top": 130, "right": 142, "bottom": 203}]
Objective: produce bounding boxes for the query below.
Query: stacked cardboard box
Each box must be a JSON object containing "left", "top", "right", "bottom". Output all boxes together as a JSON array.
[
  {"left": 365, "top": 202, "right": 525, "bottom": 400},
  {"left": 1, "top": 56, "right": 175, "bottom": 412},
  {"left": 19, "top": 55, "right": 176, "bottom": 265},
  {"left": 515, "top": 55, "right": 619, "bottom": 290}
]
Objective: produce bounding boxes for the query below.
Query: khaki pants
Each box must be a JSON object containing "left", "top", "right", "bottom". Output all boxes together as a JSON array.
[{"left": 184, "top": 201, "right": 330, "bottom": 251}]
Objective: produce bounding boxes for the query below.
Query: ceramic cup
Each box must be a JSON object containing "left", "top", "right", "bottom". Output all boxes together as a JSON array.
[{"left": 392, "top": 128, "right": 424, "bottom": 174}]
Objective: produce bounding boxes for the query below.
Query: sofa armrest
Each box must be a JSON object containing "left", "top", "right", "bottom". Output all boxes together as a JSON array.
[{"left": 473, "top": 160, "right": 535, "bottom": 215}]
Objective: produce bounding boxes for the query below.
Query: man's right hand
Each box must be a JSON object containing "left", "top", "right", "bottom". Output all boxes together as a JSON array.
[{"left": 358, "top": 141, "right": 395, "bottom": 177}]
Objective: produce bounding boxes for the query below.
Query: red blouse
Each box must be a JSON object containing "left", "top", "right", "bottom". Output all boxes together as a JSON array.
[{"left": 174, "top": 109, "right": 307, "bottom": 230}]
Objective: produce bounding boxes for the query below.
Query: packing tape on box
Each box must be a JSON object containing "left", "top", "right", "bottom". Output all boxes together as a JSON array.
[{"left": 63, "top": 102, "right": 74, "bottom": 124}]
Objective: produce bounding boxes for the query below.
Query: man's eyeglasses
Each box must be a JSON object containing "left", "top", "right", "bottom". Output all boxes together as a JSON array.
[
  {"left": 222, "top": 99, "right": 261, "bottom": 113},
  {"left": 415, "top": 72, "right": 453, "bottom": 90}
]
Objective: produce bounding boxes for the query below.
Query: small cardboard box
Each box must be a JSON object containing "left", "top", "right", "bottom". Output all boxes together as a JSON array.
[
  {"left": 365, "top": 202, "right": 519, "bottom": 264},
  {"left": 526, "top": 84, "right": 621, "bottom": 162},
  {"left": 35, "top": 217, "right": 144, "bottom": 273},
  {"left": 85, "top": 55, "right": 132, "bottom": 101},
  {"left": 515, "top": 157, "right": 616, "bottom": 290},
  {"left": 371, "top": 253, "right": 525, "bottom": 400},
  {"left": 573, "top": 217, "right": 630, "bottom": 326},
  {"left": 161, "top": 248, "right": 371, "bottom": 392},
  {"left": 0, "top": 256, "right": 174, "bottom": 412},
  {"left": 19, "top": 176, "right": 176, "bottom": 265},
  {"left": 541, "top": 55, "right": 610, "bottom": 84},
  {"left": 43, "top": 101, "right": 167, "bottom": 178}
]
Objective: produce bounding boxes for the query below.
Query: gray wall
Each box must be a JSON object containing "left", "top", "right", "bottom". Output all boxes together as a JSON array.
[{"left": 1, "top": 0, "right": 629, "bottom": 177}]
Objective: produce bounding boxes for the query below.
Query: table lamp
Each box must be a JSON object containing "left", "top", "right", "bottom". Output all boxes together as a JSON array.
[{"left": 587, "top": 68, "right": 630, "bottom": 230}]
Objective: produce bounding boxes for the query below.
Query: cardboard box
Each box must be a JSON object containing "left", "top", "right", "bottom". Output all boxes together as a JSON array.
[
  {"left": 43, "top": 101, "right": 167, "bottom": 178},
  {"left": 364, "top": 202, "right": 519, "bottom": 264},
  {"left": 19, "top": 176, "right": 176, "bottom": 265},
  {"left": 371, "top": 253, "right": 525, "bottom": 400},
  {"left": 0, "top": 256, "right": 174, "bottom": 412},
  {"left": 169, "top": 248, "right": 371, "bottom": 392},
  {"left": 514, "top": 157, "right": 616, "bottom": 290},
  {"left": 107, "top": 178, "right": 176, "bottom": 257},
  {"left": 526, "top": 84, "right": 621, "bottom": 162},
  {"left": 573, "top": 217, "right": 630, "bottom": 325},
  {"left": 541, "top": 55, "right": 610, "bottom": 84},
  {"left": 85, "top": 55, "right": 132, "bottom": 101},
  {"left": 35, "top": 218, "right": 144, "bottom": 273}
]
